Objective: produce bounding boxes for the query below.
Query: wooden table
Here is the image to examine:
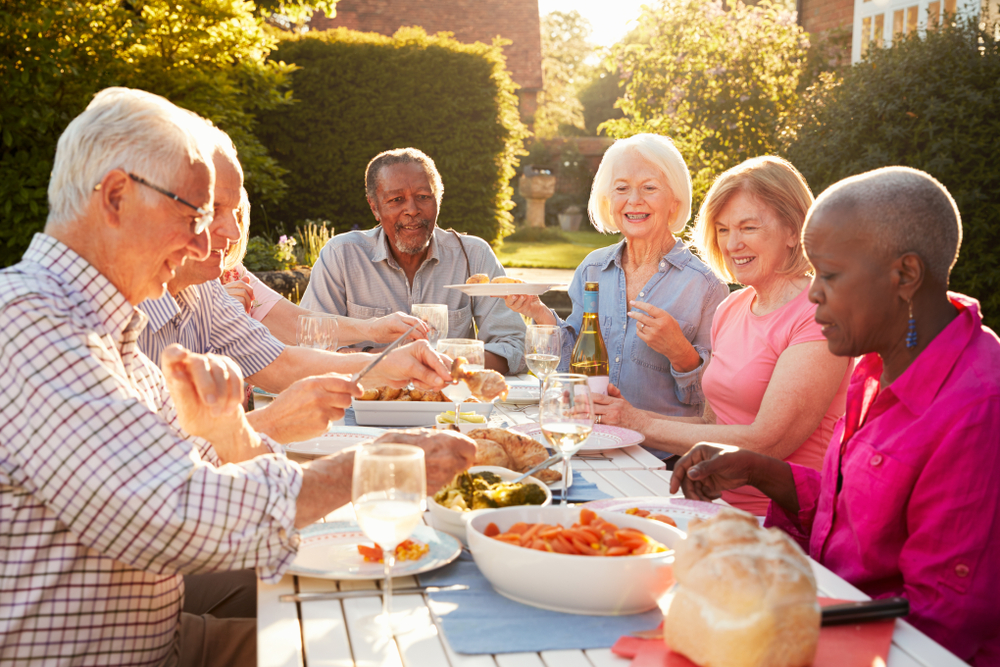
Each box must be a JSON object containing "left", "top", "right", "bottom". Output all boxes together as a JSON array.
[{"left": 257, "top": 379, "right": 966, "bottom": 667}]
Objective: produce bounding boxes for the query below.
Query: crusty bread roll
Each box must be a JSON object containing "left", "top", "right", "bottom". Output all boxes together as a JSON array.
[
  {"left": 466, "top": 273, "right": 490, "bottom": 284},
  {"left": 490, "top": 276, "right": 523, "bottom": 284},
  {"left": 663, "top": 508, "right": 819, "bottom": 667},
  {"left": 467, "top": 427, "right": 561, "bottom": 482}
]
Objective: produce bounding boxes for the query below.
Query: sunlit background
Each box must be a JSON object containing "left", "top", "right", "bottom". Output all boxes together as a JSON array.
[{"left": 538, "top": 0, "right": 648, "bottom": 47}]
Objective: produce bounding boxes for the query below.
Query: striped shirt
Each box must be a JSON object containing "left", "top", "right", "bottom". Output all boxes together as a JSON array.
[
  {"left": 137, "top": 278, "right": 285, "bottom": 377},
  {"left": 300, "top": 227, "right": 526, "bottom": 371},
  {"left": 0, "top": 234, "right": 302, "bottom": 666}
]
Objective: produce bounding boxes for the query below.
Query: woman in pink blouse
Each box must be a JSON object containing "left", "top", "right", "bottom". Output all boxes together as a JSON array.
[
  {"left": 594, "top": 157, "right": 852, "bottom": 515},
  {"left": 671, "top": 167, "right": 1000, "bottom": 665}
]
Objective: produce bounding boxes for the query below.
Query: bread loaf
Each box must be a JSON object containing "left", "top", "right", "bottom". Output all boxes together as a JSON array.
[
  {"left": 663, "top": 508, "right": 819, "bottom": 667},
  {"left": 466, "top": 273, "right": 490, "bottom": 284}
]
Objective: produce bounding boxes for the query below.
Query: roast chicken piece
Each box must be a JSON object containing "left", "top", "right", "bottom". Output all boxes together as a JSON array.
[{"left": 450, "top": 357, "right": 509, "bottom": 402}]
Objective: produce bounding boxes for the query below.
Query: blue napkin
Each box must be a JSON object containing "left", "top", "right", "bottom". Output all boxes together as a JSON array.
[
  {"left": 552, "top": 470, "right": 612, "bottom": 502},
  {"left": 419, "top": 558, "right": 662, "bottom": 654}
]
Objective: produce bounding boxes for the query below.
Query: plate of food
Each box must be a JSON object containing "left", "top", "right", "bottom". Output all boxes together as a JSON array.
[
  {"left": 501, "top": 380, "right": 541, "bottom": 405},
  {"left": 580, "top": 496, "right": 723, "bottom": 533},
  {"left": 465, "top": 426, "right": 566, "bottom": 488},
  {"left": 283, "top": 426, "right": 387, "bottom": 458},
  {"left": 508, "top": 423, "right": 645, "bottom": 452},
  {"left": 352, "top": 386, "right": 494, "bottom": 426},
  {"left": 446, "top": 275, "right": 567, "bottom": 297},
  {"left": 287, "top": 521, "right": 462, "bottom": 580}
]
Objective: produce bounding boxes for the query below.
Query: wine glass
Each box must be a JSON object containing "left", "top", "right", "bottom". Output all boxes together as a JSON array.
[
  {"left": 539, "top": 373, "right": 594, "bottom": 506},
  {"left": 525, "top": 324, "right": 561, "bottom": 382},
  {"left": 352, "top": 442, "right": 426, "bottom": 632},
  {"left": 436, "top": 338, "right": 485, "bottom": 422},
  {"left": 411, "top": 303, "right": 449, "bottom": 347},
  {"left": 297, "top": 313, "right": 338, "bottom": 350}
]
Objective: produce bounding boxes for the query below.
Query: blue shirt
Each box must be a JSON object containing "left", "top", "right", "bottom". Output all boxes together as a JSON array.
[
  {"left": 137, "top": 280, "right": 285, "bottom": 378},
  {"left": 555, "top": 238, "right": 728, "bottom": 418}
]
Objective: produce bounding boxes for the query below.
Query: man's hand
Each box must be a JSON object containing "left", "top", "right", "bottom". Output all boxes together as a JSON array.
[
  {"left": 365, "top": 340, "right": 453, "bottom": 390},
  {"left": 371, "top": 428, "right": 477, "bottom": 493},
  {"left": 248, "top": 374, "right": 362, "bottom": 444},
  {"left": 161, "top": 344, "right": 260, "bottom": 462},
  {"left": 364, "top": 312, "right": 429, "bottom": 344}
]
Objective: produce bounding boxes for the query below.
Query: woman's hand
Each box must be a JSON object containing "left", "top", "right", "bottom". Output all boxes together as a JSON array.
[
  {"left": 670, "top": 443, "right": 799, "bottom": 512},
  {"left": 501, "top": 294, "right": 556, "bottom": 325},
  {"left": 224, "top": 277, "right": 254, "bottom": 314},
  {"left": 628, "top": 300, "right": 701, "bottom": 372},
  {"left": 591, "top": 384, "right": 642, "bottom": 428}
]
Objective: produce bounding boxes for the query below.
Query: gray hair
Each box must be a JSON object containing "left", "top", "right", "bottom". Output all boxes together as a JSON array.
[
  {"left": 201, "top": 120, "right": 243, "bottom": 181},
  {"left": 588, "top": 133, "right": 692, "bottom": 235},
  {"left": 812, "top": 166, "right": 962, "bottom": 285},
  {"left": 365, "top": 148, "right": 443, "bottom": 206},
  {"left": 47, "top": 87, "right": 214, "bottom": 225}
]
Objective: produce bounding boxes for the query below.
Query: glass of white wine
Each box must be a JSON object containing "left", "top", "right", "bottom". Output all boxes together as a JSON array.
[
  {"left": 539, "top": 373, "right": 594, "bottom": 506},
  {"left": 411, "top": 303, "right": 449, "bottom": 347},
  {"left": 525, "top": 324, "right": 561, "bottom": 382},
  {"left": 296, "top": 313, "right": 338, "bottom": 350},
  {"left": 436, "top": 338, "right": 485, "bottom": 418},
  {"left": 352, "top": 443, "right": 426, "bottom": 632}
]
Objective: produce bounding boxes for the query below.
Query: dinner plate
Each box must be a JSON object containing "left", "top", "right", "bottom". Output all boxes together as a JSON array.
[
  {"left": 581, "top": 496, "right": 722, "bottom": 533},
  {"left": 508, "top": 423, "right": 645, "bottom": 452},
  {"left": 283, "top": 426, "right": 386, "bottom": 458},
  {"left": 445, "top": 283, "right": 567, "bottom": 297},
  {"left": 288, "top": 521, "right": 462, "bottom": 580},
  {"left": 501, "top": 380, "right": 540, "bottom": 405}
]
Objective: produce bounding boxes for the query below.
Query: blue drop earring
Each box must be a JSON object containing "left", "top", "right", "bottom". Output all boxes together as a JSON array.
[{"left": 906, "top": 300, "right": 917, "bottom": 349}]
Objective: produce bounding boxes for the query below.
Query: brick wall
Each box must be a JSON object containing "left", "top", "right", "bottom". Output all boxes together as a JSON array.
[{"left": 800, "top": 0, "right": 855, "bottom": 35}]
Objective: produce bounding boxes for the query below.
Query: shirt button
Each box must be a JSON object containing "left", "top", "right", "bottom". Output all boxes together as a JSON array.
[
  {"left": 660, "top": 262, "right": 665, "bottom": 267},
  {"left": 615, "top": 357, "right": 620, "bottom": 363},
  {"left": 870, "top": 454, "right": 883, "bottom": 466},
  {"left": 639, "top": 292, "right": 644, "bottom": 297},
  {"left": 623, "top": 324, "right": 627, "bottom": 330},
  {"left": 955, "top": 564, "right": 970, "bottom": 577},
  {"left": 279, "top": 528, "right": 288, "bottom": 540}
]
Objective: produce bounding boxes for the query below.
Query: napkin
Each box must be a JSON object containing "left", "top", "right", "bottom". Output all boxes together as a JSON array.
[
  {"left": 551, "top": 470, "right": 613, "bottom": 502},
  {"left": 419, "top": 558, "right": 662, "bottom": 654},
  {"left": 611, "top": 598, "right": 896, "bottom": 667}
]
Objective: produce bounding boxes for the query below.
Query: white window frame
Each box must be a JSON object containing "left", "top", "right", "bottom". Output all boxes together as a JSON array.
[{"left": 852, "top": 0, "right": 980, "bottom": 62}]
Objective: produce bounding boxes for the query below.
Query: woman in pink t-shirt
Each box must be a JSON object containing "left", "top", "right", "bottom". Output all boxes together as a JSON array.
[{"left": 593, "top": 157, "right": 852, "bottom": 515}]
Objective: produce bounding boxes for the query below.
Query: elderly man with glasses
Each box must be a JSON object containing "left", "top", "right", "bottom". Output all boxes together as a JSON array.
[{"left": 0, "top": 87, "right": 476, "bottom": 667}]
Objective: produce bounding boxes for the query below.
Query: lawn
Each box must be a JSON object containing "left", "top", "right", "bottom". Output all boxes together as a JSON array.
[{"left": 495, "top": 230, "right": 621, "bottom": 269}]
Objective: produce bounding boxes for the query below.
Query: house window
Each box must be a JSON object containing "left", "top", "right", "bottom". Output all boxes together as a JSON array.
[
  {"left": 853, "top": 0, "right": 976, "bottom": 63},
  {"left": 861, "top": 14, "right": 885, "bottom": 56}
]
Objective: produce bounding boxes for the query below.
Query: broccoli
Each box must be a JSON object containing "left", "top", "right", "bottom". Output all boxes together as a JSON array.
[
  {"left": 471, "top": 490, "right": 500, "bottom": 510},
  {"left": 434, "top": 471, "right": 475, "bottom": 507},
  {"left": 481, "top": 482, "right": 547, "bottom": 507},
  {"left": 435, "top": 472, "right": 546, "bottom": 510},
  {"left": 472, "top": 471, "right": 503, "bottom": 486}
]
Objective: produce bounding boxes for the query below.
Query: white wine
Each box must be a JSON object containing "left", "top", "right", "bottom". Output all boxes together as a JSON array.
[
  {"left": 355, "top": 499, "right": 423, "bottom": 550},
  {"left": 541, "top": 422, "right": 593, "bottom": 455},
  {"left": 525, "top": 353, "right": 559, "bottom": 377},
  {"left": 570, "top": 281, "right": 610, "bottom": 394},
  {"left": 441, "top": 363, "right": 483, "bottom": 403}
]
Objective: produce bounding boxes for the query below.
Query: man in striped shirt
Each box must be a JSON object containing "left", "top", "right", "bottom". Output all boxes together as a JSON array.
[{"left": 0, "top": 87, "right": 476, "bottom": 666}]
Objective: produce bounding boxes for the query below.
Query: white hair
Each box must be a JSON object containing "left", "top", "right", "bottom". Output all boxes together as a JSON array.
[
  {"left": 47, "top": 87, "right": 214, "bottom": 225},
  {"left": 201, "top": 119, "right": 243, "bottom": 180},
  {"left": 812, "top": 166, "right": 962, "bottom": 285},
  {"left": 588, "top": 133, "right": 692, "bottom": 235}
]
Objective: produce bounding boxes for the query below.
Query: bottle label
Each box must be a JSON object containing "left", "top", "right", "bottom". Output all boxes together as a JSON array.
[
  {"left": 583, "top": 290, "right": 599, "bottom": 314},
  {"left": 587, "top": 375, "right": 610, "bottom": 396}
]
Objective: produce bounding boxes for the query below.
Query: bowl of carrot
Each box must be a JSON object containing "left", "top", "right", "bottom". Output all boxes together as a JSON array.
[{"left": 466, "top": 505, "right": 683, "bottom": 615}]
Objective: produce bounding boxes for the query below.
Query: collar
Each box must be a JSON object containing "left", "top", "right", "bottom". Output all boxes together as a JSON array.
[
  {"left": 603, "top": 237, "right": 692, "bottom": 272},
  {"left": 140, "top": 285, "right": 202, "bottom": 334},
  {"left": 375, "top": 226, "right": 442, "bottom": 272},
  {"left": 23, "top": 233, "right": 145, "bottom": 343}
]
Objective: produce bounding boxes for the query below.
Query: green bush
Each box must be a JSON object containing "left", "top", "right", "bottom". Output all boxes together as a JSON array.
[
  {"left": 781, "top": 15, "right": 1000, "bottom": 331},
  {"left": 243, "top": 235, "right": 296, "bottom": 271},
  {"left": 254, "top": 27, "right": 528, "bottom": 245}
]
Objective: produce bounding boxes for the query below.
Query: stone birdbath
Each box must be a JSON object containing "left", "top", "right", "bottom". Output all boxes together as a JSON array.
[{"left": 519, "top": 165, "right": 556, "bottom": 228}]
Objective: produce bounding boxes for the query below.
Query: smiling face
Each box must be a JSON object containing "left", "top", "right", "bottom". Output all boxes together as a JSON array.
[
  {"left": 804, "top": 205, "right": 904, "bottom": 358},
  {"left": 610, "top": 157, "right": 679, "bottom": 243},
  {"left": 715, "top": 190, "right": 798, "bottom": 288},
  {"left": 370, "top": 162, "right": 439, "bottom": 257}
]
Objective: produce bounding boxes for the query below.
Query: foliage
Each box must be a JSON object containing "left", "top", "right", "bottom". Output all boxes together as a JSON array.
[
  {"left": 601, "top": 0, "right": 809, "bottom": 214},
  {"left": 0, "top": 0, "right": 298, "bottom": 266},
  {"left": 781, "top": 15, "right": 1000, "bottom": 331},
  {"left": 294, "top": 218, "right": 333, "bottom": 266},
  {"left": 578, "top": 69, "right": 625, "bottom": 136},
  {"left": 243, "top": 234, "right": 296, "bottom": 271},
  {"left": 256, "top": 27, "right": 528, "bottom": 245},
  {"left": 534, "top": 11, "right": 595, "bottom": 138}
]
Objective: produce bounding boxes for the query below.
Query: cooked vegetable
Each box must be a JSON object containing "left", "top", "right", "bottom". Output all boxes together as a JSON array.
[
  {"left": 357, "top": 539, "right": 429, "bottom": 563},
  {"left": 434, "top": 471, "right": 546, "bottom": 511},
  {"left": 625, "top": 507, "right": 678, "bottom": 527},
  {"left": 485, "top": 508, "right": 671, "bottom": 557}
]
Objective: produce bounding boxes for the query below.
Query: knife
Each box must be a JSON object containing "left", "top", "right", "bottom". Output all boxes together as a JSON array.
[
  {"left": 280, "top": 583, "right": 468, "bottom": 603},
  {"left": 350, "top": 323, "right": 419, "bottom": 384},
  {"left": 511, "top": 453, "right": 563, "bottom": 483}
]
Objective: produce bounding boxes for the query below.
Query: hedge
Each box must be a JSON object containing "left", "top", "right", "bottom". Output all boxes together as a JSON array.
[
  {"left": 782, "top": 15, "right": 1000, "bottom": 331},
  {"left": 254, "top": 27, "right": 529, "bottom": 245}
]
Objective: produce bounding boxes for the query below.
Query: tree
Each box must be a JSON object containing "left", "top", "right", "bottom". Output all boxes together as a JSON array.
[
  {"left": 601, "top": 0, "right": 809, "bottom": 211},
  {"left": 533, "top": 11, "right": 595, "bottom": 138}
]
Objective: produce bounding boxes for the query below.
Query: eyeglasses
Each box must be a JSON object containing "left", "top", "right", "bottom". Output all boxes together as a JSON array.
[{"left": 127, "top": 173, "right": 214, "bottom": 234}]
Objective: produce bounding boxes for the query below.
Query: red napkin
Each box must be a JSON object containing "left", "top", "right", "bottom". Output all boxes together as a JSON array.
[{"left": 612, "top": 598, "right": 896, "bottom": 667}]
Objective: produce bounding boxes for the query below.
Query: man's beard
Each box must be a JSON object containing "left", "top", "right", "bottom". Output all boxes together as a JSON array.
[{"left": 392, "top": 218, "right": 434, "bottom": 255}]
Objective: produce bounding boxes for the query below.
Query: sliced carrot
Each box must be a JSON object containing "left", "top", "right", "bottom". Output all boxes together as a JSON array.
[
  {"left": 357, "top": 544, "right": 383, "bottom": 561},
  {"left": 579, "top": 508, "right": 597, "bottom": 525},
  {"left": 506, "top": 522, "right": 530, "bottom": 535},
  {"left": 484, "top": 522, "right": 500, "bottom": 537},
  {"left": 606, "top": 546, "right": 631, "bottom": 556},
  {"left": 648, "top": 514, "right": 677, "bottom": 527}
]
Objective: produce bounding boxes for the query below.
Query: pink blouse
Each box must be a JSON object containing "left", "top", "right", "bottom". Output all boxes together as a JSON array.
[
  {"left": 701, "top": 287, "right": 851, "bottom": 515},
  {"left": 766, "top": 294, "right": 1000, "bottom": 665},
  {"left": 220, "top": 262, "right": 282, "bottom": 322}
]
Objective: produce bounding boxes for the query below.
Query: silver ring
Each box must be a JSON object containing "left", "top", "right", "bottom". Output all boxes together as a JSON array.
[
  {"left": 640, "top": 322, "right": 646, "bottom": 332},
  {"left": 597, "top": 415, "right": 602, "bottom": 424}
]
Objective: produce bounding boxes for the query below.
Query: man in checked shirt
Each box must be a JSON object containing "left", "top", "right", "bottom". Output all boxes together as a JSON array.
[{"left": 0, "top": 87, "right": 476, "bottom": 666}]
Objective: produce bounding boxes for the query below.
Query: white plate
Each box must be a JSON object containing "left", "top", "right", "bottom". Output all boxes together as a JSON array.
[
  {"left": 445, "top": 283, "right": 566, "bottom": 297},
  {"left": 509, "top": 423, "right": 645, "bottom": 452},
  {"left": 352, "top": 398, "right": 494, "bottom": 426},
  {"left": 288, "top": 521, "right": 462, "bottom": 580},
  {"left": 283, "top": 426, "right": 386, "bottom": 458},
  {"left": 581, "top": 496, "right": 723, "bottom": 533},
  {"left": 500, "top": 380, "right": 540, "bottom": 405}
]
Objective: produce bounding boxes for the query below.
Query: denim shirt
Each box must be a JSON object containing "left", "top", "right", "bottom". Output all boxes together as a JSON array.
[{"left": 554, "top": 238, "right": 728, "bottom": 418}]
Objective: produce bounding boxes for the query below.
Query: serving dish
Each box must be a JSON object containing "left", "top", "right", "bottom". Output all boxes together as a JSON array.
[
  {"left": 466, "top": 505, "right": 683, "bottom": 615},
  {"left": 351, "top": 398, "right": 493, "bottom": 426},
  {"left": 582, "top": 496, "right": 723, "bottom": 533},
  {"left": 445, "top": 283, "right": 567, "bottom": 297},
  {"left": 287, "top": 521, "right": 461, "bottom": 580},
  {"left": 427, "top": 465, "right": 552, "bottom": 544},
  {"left": 283, "top": 426, "right": 386, "bottom": 458},
  {"left": 509, "top": 423, "right": 645, "bottom": 452}
]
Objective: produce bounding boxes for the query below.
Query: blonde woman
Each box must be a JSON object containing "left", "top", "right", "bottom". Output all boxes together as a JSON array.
[{"left": 594, "top": 156, "right": 852, "bottom": 514}]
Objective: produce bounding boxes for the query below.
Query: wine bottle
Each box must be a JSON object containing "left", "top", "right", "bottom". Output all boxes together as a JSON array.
[{"left": 570, "top": 281, "right": 610, "bottom": 395}]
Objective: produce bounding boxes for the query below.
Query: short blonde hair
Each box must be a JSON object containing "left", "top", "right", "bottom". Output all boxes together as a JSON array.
[
  {"left": 224, "top": 186, "right": 251, "bottom": 272},
  {"left": 694, "top": 156, "right": 814, "bottom": 284},
  {"left": 588, "top": 133, "right": 692, "bottom": 235}
]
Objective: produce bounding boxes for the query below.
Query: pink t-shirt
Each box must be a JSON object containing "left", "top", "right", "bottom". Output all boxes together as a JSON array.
[
  {"left": 701, "top": 286, "right": 850, "bottom": 515},
  {"left": 220, "top": 262, "right": 283, "bottom": 322}
]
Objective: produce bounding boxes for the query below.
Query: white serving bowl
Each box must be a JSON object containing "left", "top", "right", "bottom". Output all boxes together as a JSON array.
[
  {"left": 427, "top": 466, "right": 552, "bottom": 544},
  {"left": 467, "top": 505, "right": 683, "bottom": 615}
]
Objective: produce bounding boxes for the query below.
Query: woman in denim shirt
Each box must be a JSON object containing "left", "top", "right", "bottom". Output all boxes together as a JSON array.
[{"left": 505, "top": 134, "right": 728, "bottom": 444}]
